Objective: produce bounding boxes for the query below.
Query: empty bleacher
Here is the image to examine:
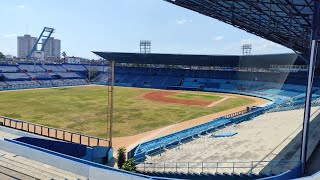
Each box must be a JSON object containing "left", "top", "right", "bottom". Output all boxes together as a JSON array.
[
  {"left": 62, "top": 64, "right": 87, "bottom": 72},
  {"left": 84, "top": 65, "right": 110, "bottom": 72},
  {"left": 0, "top": 65, "right": 19, "bottom": 73},
  {"left": 42, "top": 64, "right": 67, "bottom": 72},
  {"left": 27, "top": 73, "right": 53, "bottom": 80},
  {"left": 1, "top": 73, "right": 31, "bottom": 81},
  {"left": 18, "top": 64, "right": 45, "bottom": 72},
  {"left": 56, "top": 72, "right": 83, "bottom": 79}
]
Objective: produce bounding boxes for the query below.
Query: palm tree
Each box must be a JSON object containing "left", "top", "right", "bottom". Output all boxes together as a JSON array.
[
  {"left": 0, "top": 52, "right": 5, "bottom": 60},
  {"left": 62, "top": 51, "right": 67, "bottom": 59}
]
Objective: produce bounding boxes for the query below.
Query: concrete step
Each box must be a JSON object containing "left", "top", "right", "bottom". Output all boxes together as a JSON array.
[
  {"left": 2, "top": 153, "right": 87, "bottom": 180},
  {"left": 0, "top": 156, "right": 54, "bottom": 179},
  {"left": 0, "top": 164, "right": 36, "bottom": 180},
  {"left": 0, "top": 150, "right": 87, "bottom": 180}
]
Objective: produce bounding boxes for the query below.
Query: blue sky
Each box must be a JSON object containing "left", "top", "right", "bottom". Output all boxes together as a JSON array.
[{"left": 0, "top": 0, "right": 293, "bottom": 59}]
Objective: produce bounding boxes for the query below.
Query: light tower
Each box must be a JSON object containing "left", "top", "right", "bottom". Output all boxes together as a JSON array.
[
  {"left": 140, "top": 40, "right": 151, "bottom": 54},
  {"left": 241, "top": 44, "right": 252, "bottom": 55},
  {"left": 27, "top": 27, "right": 55, "bottom": 70},
  {"left": 27, "top": 27, "right": 55, "bottom": 59}
]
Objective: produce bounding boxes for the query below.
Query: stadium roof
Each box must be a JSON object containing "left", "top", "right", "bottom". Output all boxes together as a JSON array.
[
  {"left": 93, "top": 52, "right": 302, "bottom": 67},
  {"left": 93, "top": 52, "right": 239, "bottom": 66},
  {"left": 164, "top": 0, "right": 317, "bottom": 54}
]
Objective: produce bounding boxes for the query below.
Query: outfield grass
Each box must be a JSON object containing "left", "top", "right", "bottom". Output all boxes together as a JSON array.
[{"left": 0, "top": 86, "right": 255, "bottom": 137}]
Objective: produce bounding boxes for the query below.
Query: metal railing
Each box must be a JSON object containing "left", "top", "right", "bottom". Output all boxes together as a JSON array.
[
  {"left": 224, "top": 109, "right": 248, "bottom": 118},
  {"left": 0, "top": 116, "right": 108, "bottom": 147},
  {"left": 136, "top": 160, "right": 300, "bottom": 175}
]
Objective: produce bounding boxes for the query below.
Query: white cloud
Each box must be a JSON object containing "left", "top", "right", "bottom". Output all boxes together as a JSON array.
[
  {"left": 3, "top": 33, "right": 17, "bottom": 38},
  {"left": 16, "top": 5, "right": 25, "bottom": 8},
  {"left": 176, "top": 19, "right": 192, "bottom": 25},
  {"left": 212, "top": 36, "right": 224, "bottom": 41}
]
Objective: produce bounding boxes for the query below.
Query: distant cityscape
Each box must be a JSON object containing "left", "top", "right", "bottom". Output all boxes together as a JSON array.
[
  {"left": 17, "top": 34, "right": 61, "bottom": 60},
  {"left": 0, "top": 31, "right": 103, "bottom": 64}
]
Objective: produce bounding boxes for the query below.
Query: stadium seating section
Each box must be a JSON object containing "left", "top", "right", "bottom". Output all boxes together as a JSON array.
[{"left": 0, "top": 64, "right": 91, "bottom": 90}]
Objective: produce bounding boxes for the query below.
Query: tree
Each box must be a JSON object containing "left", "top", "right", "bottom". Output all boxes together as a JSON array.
[
  {"left": 88, "top": 66, "right": 99, "bottom": 82},
  {"left": 62, "top": 51, "right": 67, "bottom": 59},
  {"left": 0, "top": 52, "right": 5, "bottom": 60},
  {"left": 122, "top": 158, "right": 137, "bottom": 172},
  {"left": 117, "top": 147, "right": 126, "bottom": 169}
]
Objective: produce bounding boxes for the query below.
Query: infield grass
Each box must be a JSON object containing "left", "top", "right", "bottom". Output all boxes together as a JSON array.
[
  {"left": 0, "top": 86, "right": 255, "bottom": 137},
  {"left": 170, "top": 93, "right": 223, "bottom": 101}
]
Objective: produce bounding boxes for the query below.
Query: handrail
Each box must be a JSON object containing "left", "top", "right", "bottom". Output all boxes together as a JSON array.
[
  {"left": 0, "top": 116, "right": 108, "bottom": 147},
  {"left": 224, "top": 109, "right": 248, "bottom": 118},
  {"left": 135, "top": 160, "right": 301, "bottom": 174}
]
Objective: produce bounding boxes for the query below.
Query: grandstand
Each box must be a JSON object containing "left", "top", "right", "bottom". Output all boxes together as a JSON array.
[{"left": 0, "top": 63, "right": 90, "bottom": 90}]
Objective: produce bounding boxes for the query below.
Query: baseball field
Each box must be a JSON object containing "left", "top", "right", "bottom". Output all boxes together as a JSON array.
[{"left": 0, "top": 85, "right": 257, "bottom": 138}]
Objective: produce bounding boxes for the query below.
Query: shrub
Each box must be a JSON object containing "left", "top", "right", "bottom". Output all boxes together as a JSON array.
[
  {"left": 122, "top": 158, "right": 136, "bottom": 172},
  {"left": 117, "top": 147, "right": 126, "bottom": 169}
]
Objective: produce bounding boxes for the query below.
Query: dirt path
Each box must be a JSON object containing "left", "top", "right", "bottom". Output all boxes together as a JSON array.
[
  {"left": 113, "top": 94, "right": 269, "bottom": 153},
  {"left": 207, "top": 97, "right": 230, "bottom": 107}
]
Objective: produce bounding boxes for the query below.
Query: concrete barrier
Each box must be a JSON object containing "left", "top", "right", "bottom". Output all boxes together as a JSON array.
[{"left": 0, "top": 139, "right": 151, "bottom": 180}]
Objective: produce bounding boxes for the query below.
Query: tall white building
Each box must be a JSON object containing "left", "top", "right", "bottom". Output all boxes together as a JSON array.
[
  {"left": 42, "top": 37, "right": 61, "bottom": 59},
  {"left": 17, "top": 34, "right": 37, "bottom": 58}
]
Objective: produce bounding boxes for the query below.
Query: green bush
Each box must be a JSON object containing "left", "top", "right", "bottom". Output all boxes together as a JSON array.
[
  {"left": 117, "top": 147, "right": 126, "bottom": 169},
  {"left": 122, "top": 158, "right": 136, "bottom": 172}
]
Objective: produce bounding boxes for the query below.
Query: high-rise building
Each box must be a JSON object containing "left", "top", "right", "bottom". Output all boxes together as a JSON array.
[
  {"left": 53, "top": 39, "right": 61, "bottom": 59},
  {"left": 17, "top": 34, "right": 37, "bottom": 58},
  {"left": 42, "top": 37, "right": 61, "bottom": 59}
]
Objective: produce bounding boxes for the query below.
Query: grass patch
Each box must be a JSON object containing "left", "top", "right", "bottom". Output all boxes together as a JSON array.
[
  {"left": 171, "top": 93, "right": 223, "bottom": 101},
  {"left": 0, "top": 86, "right": 255, "bottom": 138}
]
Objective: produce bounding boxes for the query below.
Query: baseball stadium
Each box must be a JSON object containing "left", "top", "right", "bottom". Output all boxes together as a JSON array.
[{"left": 0, "top": 1, "right": 320, "bottom": 180}]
